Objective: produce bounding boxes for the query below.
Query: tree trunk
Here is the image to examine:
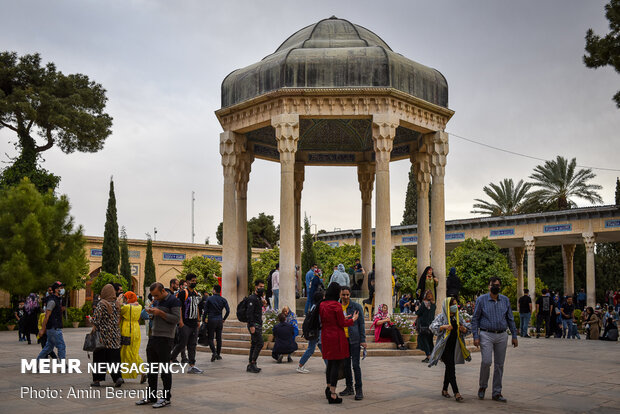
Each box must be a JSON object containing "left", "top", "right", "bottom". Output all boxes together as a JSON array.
[
  {"left": 508, "top": 247, "right": 518, "bottom": 280},
  {"left": 561, "top": 245, "right": 568, "bottom": 295}
]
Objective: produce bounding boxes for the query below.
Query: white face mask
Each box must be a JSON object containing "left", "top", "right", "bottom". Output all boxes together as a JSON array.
[{"left": 59, "top": 288, "right": 65, "bottom": 296}]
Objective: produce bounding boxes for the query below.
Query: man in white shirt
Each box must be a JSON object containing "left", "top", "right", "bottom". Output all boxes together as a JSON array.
[{"left": 272, "top": 263, "right": 280, "bottom": 310}]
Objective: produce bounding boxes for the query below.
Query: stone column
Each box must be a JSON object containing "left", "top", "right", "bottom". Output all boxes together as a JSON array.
[
  {"left": 357, "top": 162, "right": 375, "bottom": 297},
  {"left": 372, "top": 114, "right": 398, "bottom": 313},
  {"left": 428, "top": 131, "right": 449, "bottom": 309},
  {"left": 294, "top": 162, "right": 304, "bottom": 293},
  {"left": 235, "top": 139, "right": 254, "bottom": 302},
  {"left": 524, "top": 236, "right": 536, "bottom": 304},
  {"left": 583, "top": 233, "right": 596, "bottom": 307},
  {"left": 562, "top": 244, "right": 576, "bottom": 297},
  {"left": 220, "top": 131, "right": 238, "bottom": 314},
  {"left": 412, "top": 149, "right": 431, "bottom": 279},
  {"left": 273, "top": 114, "right": 299, "bottom": 312},
  {"left": 514, "top": 246, "right": 525, "bottom": 298}
]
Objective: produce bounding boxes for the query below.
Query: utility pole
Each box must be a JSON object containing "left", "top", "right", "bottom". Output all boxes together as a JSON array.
[{"left": 191, "top": 191, "right": 196, "bottom": 243}]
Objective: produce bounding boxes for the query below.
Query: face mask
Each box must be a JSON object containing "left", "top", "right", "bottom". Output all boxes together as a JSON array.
[
  {"left": 59, "top": 288, "right": 65, "bottom": 296},
  {"left": 189, "top": 283, "right": 197, "bottom": 289},
  {"left": 45, "top": 292, "right": 50, "bottom": 297},
  {"left": 450, "top": 305, "right": 458, "bottom": 313},
  {"left": 256, "top": 288, "right": 265, "bottom": 296},
  {"left": 490, "top": 286, "right": 500, "bottom": 295}
]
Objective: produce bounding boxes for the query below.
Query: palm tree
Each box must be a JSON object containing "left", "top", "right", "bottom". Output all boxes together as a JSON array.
[
  {"left": 471, "top": 178, "right": 533, "bottom": 216},
  {"left": 528, "top": 156, "right": 603, "bottom": 210},
  {"left": 471, "top": 178, "right": 533, "bottom": 281}
]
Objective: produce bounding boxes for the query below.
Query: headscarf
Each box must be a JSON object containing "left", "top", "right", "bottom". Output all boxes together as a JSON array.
[
  {"left": 25, "top": 293, "right": 39, "bottom": 313},
  {"left": 448, "top": 267, "right": 456, "bottom": 278},
  {"left": 124, "top": 291, "right": 138, "bottom": 304},
  {"left": 422, "top": 290, "right": 432, "bottom": 309},
  {"left": 100, "top": 283, "right": 118, "bottom": 314},
  {"left": 324, "top": 282, "right": 341, "bottom": 301},
  {"left": 337, "top": 264, "right": 346, "bottom": 273},
  {"left": 372, "top": 303, "right": 390, "bottom": 328},
  {"left": 441, "top": 296, "right": 470, "bottom": 361}
]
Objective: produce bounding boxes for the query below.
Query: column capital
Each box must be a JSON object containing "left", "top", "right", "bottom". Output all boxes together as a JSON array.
[
  {"left": 425, "top": 131, "right": 449, "bottom": 178},
  {"left": 514, "top": 246, "right": 525, "bottom": 263},
  {"left": 220, "top": 131, "right": 238, "bottom": 177},
  {"left": 411, "top": 150, "right": 431, "bottom": 194},
  {"left": 357, "top": 162, "right": 375, "bottom": 204},
  {"left": 294, "top": 162, "right": 305, "bottom": 200},
  {"left": 372, "top": 114, "right": 399, "bottom": 169},
  {"left": 524, "top": 235, "right": 536, "bottom": 253},
  {"left": 272, "top": 114, "right": 299, "bottom": 165},
  {"left": 562, "top": 244, "right": 576, "bottom": 259},
  {"left": 235, "top": 150, "right": 254, "bottom": 196},
  {"left": 582, "top": 232, "right": 595, "bottom": 252}
]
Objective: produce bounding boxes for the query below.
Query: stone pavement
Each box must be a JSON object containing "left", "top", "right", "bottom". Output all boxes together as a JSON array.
[{"left": 0, "top": 328, "right": 618, "bottom": 414}]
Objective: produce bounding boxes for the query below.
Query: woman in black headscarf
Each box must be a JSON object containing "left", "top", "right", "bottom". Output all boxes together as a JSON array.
[
  {"left": 416, "top": 266, "right": 438, "bottom": 300},
  {"left": 446, "top": 267, "right": 461, "bottom": 301}
]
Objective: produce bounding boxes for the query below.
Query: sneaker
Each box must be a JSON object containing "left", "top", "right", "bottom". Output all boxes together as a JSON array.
[
  {"left": 90, "top": 381, "right": 101, "bottom": 387},
  {"left": 246, "top": 364, "right": 260, "bottom": 373},
  {"left": 296, "top": 366, "right": 310, "bottom": 374},
  {"left": 339, "top": 387, "right": 354, "bottom": 396},
  {"left": 287, "top": 355, "right": 293, "bottom": 363},
  {"left": 492, "top": 394, "right": 507, "bottom": 403},
  {"left": 478, "top": 388, "right": 486, "bottom": 400},
  {"left": 114, "top": 378, "right": 124, "bottom": 388},
  {"left": 136, "top": 398, "right": 153, "bottom": 406},
  {"left": 216, "top": 354, "right": 222, "bottom": 360},
  {"left": 277, "top": 354, "right": 284, "bottom": 363},
  {"left": 421, "top": 357, "right": 429, "bottom": 363},
  {"left": 211, "top": 354, "right": 217, "bottom": 362},
  {"left": 354, "top": 387, "right": 364, "bottom": 401},
  {"left": 188, "top": 366, "right": 203, "bottom": 374},
  {"left": 152, "top": 398, "right": 170, "bottom": 408}
]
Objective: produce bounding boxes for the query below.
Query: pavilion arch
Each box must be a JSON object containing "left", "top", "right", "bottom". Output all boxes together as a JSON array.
[{"left": 159, "top": 267, "right": 182, "bottom": 290}]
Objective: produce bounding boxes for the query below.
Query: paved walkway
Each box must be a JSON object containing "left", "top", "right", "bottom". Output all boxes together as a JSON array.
[{"left": 0, "top": 328, "right": 618, "bottom": 413}]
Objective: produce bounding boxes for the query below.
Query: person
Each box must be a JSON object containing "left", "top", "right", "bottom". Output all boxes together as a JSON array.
[
  {"left": 170, "top": 273, "right": 202, "bottom": 374},
  {"left": 320, "top": 282, "right": 358, "bottom": 404},
  {"left": 471, "top": 277, "right": 518, "bottom": 403},
  {"left": 307, "top": 267, "right": 323, "bottom": 314},
  {"left": 23, "top": 293, "right": 40, "bottom": 345},
  {"left": 271, "top": 312, "right": 298, "bottom": 362},
  {"left": 15, "top": 300, "right": 26, "bottom": 342},
  {"left": 337, "top": 286, "right": 366, "bottom": 400},
  {"left": 167, "top": 279, "right": 179, "bottom": 295},
  {"left": 429, "top": 297, "right": 471, "bottom": 402},
  {"left": 305, "top": 264, "right": 318, "bottom": 314},
  {"left": 37, "top": 281, "right": 66, "bottom": 362},
  {"left": 399, "top": 294, "right": 412, "bottom": 314},
  {"left": 518, "top": 289, "right": 532, "bottom": 338},
  {"left": 120, "top": 291, "right": 144, "bottom": 382},
  {"left": 465, "top": 301, "right": 474, "bottom": 315},
  {"left": 583, "top": 307, "right": 601, "bottom": 340},
  {"left": 446, "top": 267, "right": 461, "bottom": 299},
  {"left": 246, "top": 279, "right": 265, "bottom": 373},
  {"left": 91, "top": 284, "right": 123, "bottom": 387},
  {"left": 136, "top": 282, "right": 181, "bottom": 408},
  {"left": 416, "top": 266, "right": 438, "bottom": 301},
  {"left": 297, "top": 290, "right": 326, "bottom": 374},
  {"left": 352, "top": 259, "right": 365, "bottom": 295},
  {"left": 600, "top": 315, "right": 618, "bottom": 341},
  {"left": 363, "top": 264, "right": 375, "bottom": 307},
  {"left": 416, "top": 290, "right": 436, "bottom": 362},
  {"left": 179, "top": 279, "right": 187, "bottom": 290},
  {"left": 561, "top": 296, "right": 576, "bottom": 339},
  {"left": 330, "top": 264, "right": 350, "bottom": 287},
  {"left": 37, "top": 300, "right": 57, "bottom": 360},
  {"left": 204, "top": 284, "right": 230, "bottom": 362},
  {"left": 372, "top": 303, "right": 407, "bottom": 349},
  {"left": 281, "top": 306, "right": 299, "bottom": 337},
  {"left": 577, "top": 288, "right": 587, "bottom": 310},
  {"left": 535, "top": 289, "right": 554, "bottom": 338},
  {"left": 272, "top": 264, "right": 280, "bottom": 310}
]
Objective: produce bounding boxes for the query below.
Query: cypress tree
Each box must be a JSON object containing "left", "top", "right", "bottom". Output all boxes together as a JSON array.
[
  {"left": 402, "top": 164, "right": 431, "bottom": 226},
  {"left": 616, "top": 177, "right": 620, "bottom": 205},
  {"left": 119, "top": 226, "right": 131, "bottom": 288},
  {"left": 144, "top": 237, "right": 156, "bottom": 295},
  {"left": 101, "top": 178, "right": 119, "bottom": 274},
  {"left": 301, "top": 214, "right": 316, "bottom": 274}
]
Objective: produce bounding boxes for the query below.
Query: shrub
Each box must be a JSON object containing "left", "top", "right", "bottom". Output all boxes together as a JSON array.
[
  {"left": 67, "top": 307, "right": 83, "bottom": 323},
  {"left": 91, "top": 272, "right": 128, "bottom": 295},
  {"left": 81, "top": 301, "right": 93, "bottom": 317}
]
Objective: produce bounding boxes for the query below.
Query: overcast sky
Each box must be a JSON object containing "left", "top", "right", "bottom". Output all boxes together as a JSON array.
[{"left": 1, "top": 0, "right": 618, "bottom": 244}]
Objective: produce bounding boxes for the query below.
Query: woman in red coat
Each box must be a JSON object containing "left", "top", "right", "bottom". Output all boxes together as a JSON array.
[{"left": 320, "top": 282, "right": 359, "bottom": 404}]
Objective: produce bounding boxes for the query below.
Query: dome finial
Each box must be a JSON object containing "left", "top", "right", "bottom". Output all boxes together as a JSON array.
[{"left": 329, "top": 15, "right": 338, "bottom": 19}]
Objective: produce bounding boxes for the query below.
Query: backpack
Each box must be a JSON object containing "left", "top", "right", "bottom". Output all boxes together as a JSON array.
[
  {"left": 302, "top": 303, "right": 321, "bottom": 341},
  {"left": 236, "top": 297, "right": 250, "bottom": 322},
  {"left": 542, "top": 296, "right": 550, "bottom": 312}
]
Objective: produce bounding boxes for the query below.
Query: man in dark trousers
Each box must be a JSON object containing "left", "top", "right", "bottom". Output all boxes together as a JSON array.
[
  {"left": 246, "top": 279, "right": 265, "bottom": 373},
  {"left": 136, "top": 282, "right": 181, "bottom": 408},
  {"left": 204, "top": 284, "right": 230, "bottom": 361},
  {"left": 535, "top": 289, "right": 554, "bottom": 338},
  {"left": 518, "top": 289, "right": 532, "bottom": 338},
  {"left": 339, "top": 286, "right": 366, "bottom": 400},
  {"left": 170, "top": 273, "right": 202, "bottom": 374},
  {"left": 37, "top": 281, "right": 67, "bottom": 361}
]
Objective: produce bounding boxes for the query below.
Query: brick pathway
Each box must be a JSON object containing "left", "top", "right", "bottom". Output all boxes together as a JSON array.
[{"left": 0, "top": 328, "right": 618, "bottom": 413}]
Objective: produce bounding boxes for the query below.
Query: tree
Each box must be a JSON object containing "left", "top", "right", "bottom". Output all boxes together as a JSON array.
[
  {"left": 471, "top": 178, "right": 533, "bottom": 216},
  {"left": 528, "top": 156, "right": 603, "bottom": 210},
  {"left": 91, "top": 271, "right": 128, "bottom": 296},
  {"left": 119, "top": 226, "right": 131, "bottom": 288},
  {"left": 143, "top": 236, "right": 156, "bottom": 293},
  {"left": 0, "top": 178, "right": 88, "bottom": 295},
  {"left": 616, "top": 177, "right": 620, "bottom": 205},
  {"left": 0, "top": 52, "right": 113, "bottom": 192},
  {"left": 584, "top": 0, "right": 620, "bottom": 108},
  {"left": 301, "top": 214, "right": 316, "bottom": 274},
  {"left": 446, "top": 238, "right": 513, "bottom": 300},
  {"left": 595, "top": 242, "right": 620, "bottom": 303},
  {"left": 248, "top": 213, "right": 279, "bottom": 248},
  {"left": 401, "top": 164, "right": 431, "bottom": 225},
  {"left": 502, "top": 275, "right": 547, "bottom": 309},
  {"left": 216, "top": 222, "right": 223, "bottom": 245},
  {"left": 391, "top": 246, "right": 417, "bottom": 295},
  {"left": 251, "top": 246, "right": 280, "bottom": 284},
  {"left": 101, "top": 178, "right": 119, "bottom": 274},
  {"left": 180, "top": 256, "right": 221, "bottom": 293}
]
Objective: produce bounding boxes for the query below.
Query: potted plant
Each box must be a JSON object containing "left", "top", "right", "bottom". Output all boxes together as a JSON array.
[
  {"left": 67, "top": 307, "right": 83, "bottom": 328},
  {"left": 390, "top": 314, "right": 414, "bottom": 343},
  {"left": 6, "top": 319, "right": 17, "bottom": 331},
  {"left": 262, "top": 310, "right": 278, "bottom": 343},
  {"left": 81, "top": 301, "right": 93, "bottom": 326}
]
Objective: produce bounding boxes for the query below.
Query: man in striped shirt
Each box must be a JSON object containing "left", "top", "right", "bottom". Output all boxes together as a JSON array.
[{"left": 471, "top": 276, "right": 518, "bottom": 403}]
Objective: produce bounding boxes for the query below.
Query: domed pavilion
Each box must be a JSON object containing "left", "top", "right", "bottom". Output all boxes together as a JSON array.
[{"left": 216, "top": 17, "right": 454, "bottom": 315}]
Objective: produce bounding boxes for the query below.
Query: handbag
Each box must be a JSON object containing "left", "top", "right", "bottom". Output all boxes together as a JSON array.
[
  {"left": 83, "top": 330, "right": 104, "bottom": 352},
  {"left": 121, "top": 306, "right": 132, "bottom": 346}
]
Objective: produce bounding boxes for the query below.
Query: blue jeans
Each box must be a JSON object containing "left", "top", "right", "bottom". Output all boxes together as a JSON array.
[
  {"left": 299, "top": 338, "right": 318, "bottom": 366},
  {"left": 273, "top": 289, "right": 279, "bottom": 310},
  {"left": 562, "top": 319, "right": 575, "bottom": 338},
  {"left": 519, "top": 313, "right": 531, "bottom": 337},
  {"left": 344, "top": 341, "right": 362, "bottom": 389},
  {"left": 37, "top": 328, "right": 66, "bottom": 360},
  {"left": 304, "top": 297, "right": 312, "bottom": 315}
]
